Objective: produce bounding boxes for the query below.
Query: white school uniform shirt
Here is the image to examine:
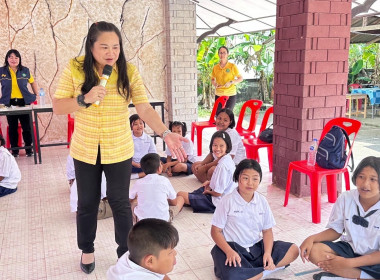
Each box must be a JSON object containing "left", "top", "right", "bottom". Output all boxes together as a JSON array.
[
  {"left": 129, "top": 174, "right": 177, "bottom": 221},
  {"left": 327, "top": 189, "right": 380, "bottom": 255},
  {"left": 212, "top": 188, "right": 276, "bottom": 249},
  {"left": 226, "top": 128, "right": 246, "bottom": 165},
  {"left": 107, "top": 251, "right": 165, "bottom": 280},
  {"left": 210, "top": 154, "right": 237, "bottom": 207},
  {"left": 0, "top": 146, "right": 21, "bottom": 189},
  {"left": 66, "top": 155, "right": 75, "bottom": 180},
  {"left": 132, "top": 132, "right": 157, "bottom": 163},
  {"left": 165, "top": 134, "right": 196, "bottom": 163}
]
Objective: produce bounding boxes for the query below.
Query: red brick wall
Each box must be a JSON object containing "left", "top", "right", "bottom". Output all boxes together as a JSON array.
[{"left": 273, "top": 0, "right": 352, "bottom": 196}]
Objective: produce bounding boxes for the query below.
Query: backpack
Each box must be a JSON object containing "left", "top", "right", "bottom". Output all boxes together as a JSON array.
[{"left": 316, "top": 125, "right": 354, "bottom": 171}]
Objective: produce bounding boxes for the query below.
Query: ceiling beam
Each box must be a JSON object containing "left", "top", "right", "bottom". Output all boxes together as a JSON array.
[
  {"left": 196, "top": 18, "right": 236, "bottom": 43},
  {"left": 351, "top": 24, "right": 380, "bottom": 32}
]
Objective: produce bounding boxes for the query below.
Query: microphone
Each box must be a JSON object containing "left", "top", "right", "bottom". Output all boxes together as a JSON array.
[{"left": 94, "top": 64, "right": 113, "bottom": 106}]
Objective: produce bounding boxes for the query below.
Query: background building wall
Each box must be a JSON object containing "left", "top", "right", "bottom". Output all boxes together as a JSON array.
[{"left": 0, "top": 0, "right": 197, "bottom": 143}]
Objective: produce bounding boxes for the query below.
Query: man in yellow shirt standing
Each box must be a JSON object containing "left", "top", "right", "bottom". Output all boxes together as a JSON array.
[{"left": 211, "top": 46, "right": 243, "bottom": 112}]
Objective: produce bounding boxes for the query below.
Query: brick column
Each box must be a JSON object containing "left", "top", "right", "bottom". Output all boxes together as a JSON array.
[
  {"left": 273, "top": 0, "right": 352, "bottom": 196},
  {"left": 164, "top": 0, "right": 198, "bottom": 127}
]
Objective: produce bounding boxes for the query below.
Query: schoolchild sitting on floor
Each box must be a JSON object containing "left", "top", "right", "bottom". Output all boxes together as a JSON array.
[
  {"left": 162, "top": 121, "right": 196, "bottom": 177},
  {"left": 177, "top": 131, "right": 237, "bottom": 213},
  {"left": 130, "top": 114, "right": 157, "bottom": 179},
  {"left": 107, "top": 218, "right": 178, "bottom": 280},
  {"left": 300, "top": 156, "right": 380, "bottom": 280},
  {"left": 192, "top": 109, "right": 245, "bottom": 183},
  {"left": 211, "top": 159, "right": 299, "bottom": 280},
  {"left": 0, "top": 134, "right": 21, "bottom": 197},
  {"left": 129, "top": 153, "right": 184, "bottom": 223}
]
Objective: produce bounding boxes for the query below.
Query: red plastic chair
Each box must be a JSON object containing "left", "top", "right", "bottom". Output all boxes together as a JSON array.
[
  {"left": 191, "top": 96, "right": 229, "bottom": 156},
  {"left": 242, "top": 106, "right": 273, "bottom": 172},
  {"left": 67, "top": 114, "right": 74, "bottom": 148},
  {"left": 283, "top": 117, "right": 361, "bottom": 224},
  {"left": 347, "top": 83, "right": 363, "bottom": 110},
  {"left": 235, "top": 99, "right": 263, "bottom": 138}
]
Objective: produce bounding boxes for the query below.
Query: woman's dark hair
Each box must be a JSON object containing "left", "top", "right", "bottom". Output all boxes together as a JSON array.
[
  {"left": 129, "top": 114, "right": 144, "bottom": 128},
  {"left": 217, "top": 108, "right": 235, "bottom": 129},
  {"left": 128, "top": 218, "right": 179, "bottom": 265},
  {"left": 81, "top": 21, "right": 130, "bottom": 100},
  {"left": 218, "top": 46, "right": 229, "bottom": 54},
  {"left": 169, "top": 121, "right": 187, "bottom": 137},
  {"left": 209, "top": 131, "right": 232, "bottom": 154},
  {"left": 4, "top": 49, "right": 23, "bottom": 70},
  {"left": 233, "top": 159, "right": 262, "bottom": 183},
  {"left": 352, "top": 156, "right": 380, "bottom": 186},
  {"left": 0, "top": 135, "right": 5, "bottom": 146}
]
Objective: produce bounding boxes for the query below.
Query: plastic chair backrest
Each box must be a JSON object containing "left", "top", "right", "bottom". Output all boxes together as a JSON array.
[
  {"left": 258, "top": 106, "right": 273, "bottom": 134},
  {"left": 318, "top": 117, "right": 361, "bottom": 168},
  {"left": 209, "top": 96, "right": 229, "bottom": 122},
  {"left": 348, "top": 83, "right": 362, "bottom": 92},
  {"left": 236, "top": 99, "right": 263, "bottom": 133},
  {"left": 68, "top": 114, "right": 74, "bottom": 122}
]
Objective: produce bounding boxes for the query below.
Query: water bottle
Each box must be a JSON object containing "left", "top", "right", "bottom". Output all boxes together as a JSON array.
[
  {"left": 307, "top": 138, "right": 318, "bottom": 166},
  {"left": 39, "top": 88, "right": 46, "bottom": 106}
]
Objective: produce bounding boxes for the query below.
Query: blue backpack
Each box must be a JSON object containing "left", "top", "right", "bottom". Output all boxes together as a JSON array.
[{"left": 316, "top": 125, "right": 354, "bottom": 171}]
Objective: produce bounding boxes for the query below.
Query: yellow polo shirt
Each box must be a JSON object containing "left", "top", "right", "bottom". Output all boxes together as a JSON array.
[
  {"left": 211, "top": 62, "right": 241, "bottom": 96},
  {"left": 9, "top": 67, "right": 34, "bottom": 99},
  {"left": 54, "top": 56, "right": 148, "bottom": 165}
]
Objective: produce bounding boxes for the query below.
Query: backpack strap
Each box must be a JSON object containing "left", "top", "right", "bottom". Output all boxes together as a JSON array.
[{"left": 340, "top": 128, "right": 354, "bottom": 171}]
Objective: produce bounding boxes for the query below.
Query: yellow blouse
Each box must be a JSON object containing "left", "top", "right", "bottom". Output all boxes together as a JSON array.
[
  {"left": 54, "top": 56, "right": 148, "bottom": 165},
  {"left": 9, "top": 67, "right": 34, "bottom": 99},
  {"left": 211, "top": 62, "right": 241, "bottom": 96}
]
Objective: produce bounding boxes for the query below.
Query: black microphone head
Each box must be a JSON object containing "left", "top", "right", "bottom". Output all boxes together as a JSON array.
[{"left": 103, "top": 64, "right": 113, "bottom": 76}]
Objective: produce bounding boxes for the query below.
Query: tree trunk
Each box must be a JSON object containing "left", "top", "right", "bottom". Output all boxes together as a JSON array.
[{"left": 259, "top": 70, "right": 270, "bottom": 102}]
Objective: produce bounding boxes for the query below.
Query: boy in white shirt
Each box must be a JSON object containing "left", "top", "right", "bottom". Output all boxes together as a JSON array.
[
  {"left": 0, "top": 135, "right": 21, "bottom": 197},
  {"left": 130, "top": 114, "right": 157, "bottom": 179},
  {"left": 130, "top": 153, "right": 184, "bottom": 222},
  {"left": 107, "top": 218, "right": 178, "bottom": 280}
]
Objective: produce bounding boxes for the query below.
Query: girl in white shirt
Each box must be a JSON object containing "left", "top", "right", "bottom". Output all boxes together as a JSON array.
[
  {"left": 192, "top": 108, "right": 246, "bottom": 183},
  {"left": 178, "top": 131, "right": 237, "bottom": 213},
  {"left": 300, "top": 156, "right": 380, "bottom": 280},
  {"left": 162, "top": 121, "right": 195, "bottom": 176},
  {"left": 0, "top": 135, "right": 21, "bottom": 197},
  {"left": 211, "top": 159, "right": 298, "bottom": 280}
]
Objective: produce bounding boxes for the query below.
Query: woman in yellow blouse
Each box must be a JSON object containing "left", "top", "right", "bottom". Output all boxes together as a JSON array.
[
  {"left": 0, "top": 49, "right": 39, "bottom": 157},
  {"left": 53, "top": 22, "right": 187, "bottom": 274},
  {"left": 211, "top": 46, "right": 243, "bottom": 111}
]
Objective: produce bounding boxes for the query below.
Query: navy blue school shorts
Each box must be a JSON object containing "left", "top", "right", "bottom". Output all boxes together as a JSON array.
[{"left": 322, "top": 241, "right": 380, "bottom": 279}]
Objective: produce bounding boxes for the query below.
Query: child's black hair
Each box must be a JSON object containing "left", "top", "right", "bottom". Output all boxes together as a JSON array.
[
  {"left": 0, "top": 134, "right": 5, "bottom": 146},
  {"left": 352, "top": 156, "right": 380, "bottom": 186},
  {"left": 128, "top": 218, "right": 179, "bottom": 265},
  {"left": 169, "top": 121, "right": 187, "bottom": 137},
  {"left": 209, "top": 131, "right": 232, "bottom": 154},
  {"left": 216, "top": 108, "right": 235, "bottom": 129},
  {"left": 129, "top": 114, "right": 144, "bottom": 128},
  {"left": 140, "top": 153, "right": 161, "bottom": 175},
  {"left": 233, "top": 159, "right": 262, "bottom": 183}
]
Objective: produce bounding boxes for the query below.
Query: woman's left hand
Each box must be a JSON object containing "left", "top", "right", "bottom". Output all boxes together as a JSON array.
[
  {"left": 224, "top": 81, "right": 234, "bottom": 88},
  {"left": 164, "top": 133, "right": 188, "bottom": 162}
]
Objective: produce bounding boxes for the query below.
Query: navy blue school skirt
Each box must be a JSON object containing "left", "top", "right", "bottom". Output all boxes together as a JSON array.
[
  {"left": 211, "top": 240, "right": 293, "bottom": 280},
  {"left": 188, "top": 186, "right": 215, "bottom": 213},
  {"left": 322, "top": 241, "right": 380, "bottom": 279}
]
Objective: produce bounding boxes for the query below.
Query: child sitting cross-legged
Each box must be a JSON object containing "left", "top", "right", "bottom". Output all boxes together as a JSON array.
[
  {"left": 162, "top": 121, "right": 196, "bottom": 177},
  {"left": 107, "top": 218, "right": 179, "bottom": 280},
  {"left": 177, "top": 131, "right": 237, "bottom": 213},
  {"left": 129, "top": 153, "right": 184, "bottom": 223},
  {"left": 0, "top": 135, "right": 21, "bottom": 197},
  {"left": 130, "top": 114, "right": 157, "bottom": 179},
  {"left": 211, "top": 159, "right": 299, "bottom": 280},
  {"left": 300, "top": 156, "right": 380, "bottom": 280}
]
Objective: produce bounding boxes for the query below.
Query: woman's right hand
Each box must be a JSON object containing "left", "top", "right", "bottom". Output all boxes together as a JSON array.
[
  {"left": 84, "top": 86, "right": 106, "bottom": 104},
  {"left": 300, "top": 236, "right": 314, "bottom": 263}
]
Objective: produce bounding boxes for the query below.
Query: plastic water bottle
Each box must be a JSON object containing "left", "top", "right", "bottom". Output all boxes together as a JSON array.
[
  {"left": 307, "top": 138, "right": 318, "bottom": 166},
  {"left": 39, "top": 88, "right": 46, "bottom": 106}
]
